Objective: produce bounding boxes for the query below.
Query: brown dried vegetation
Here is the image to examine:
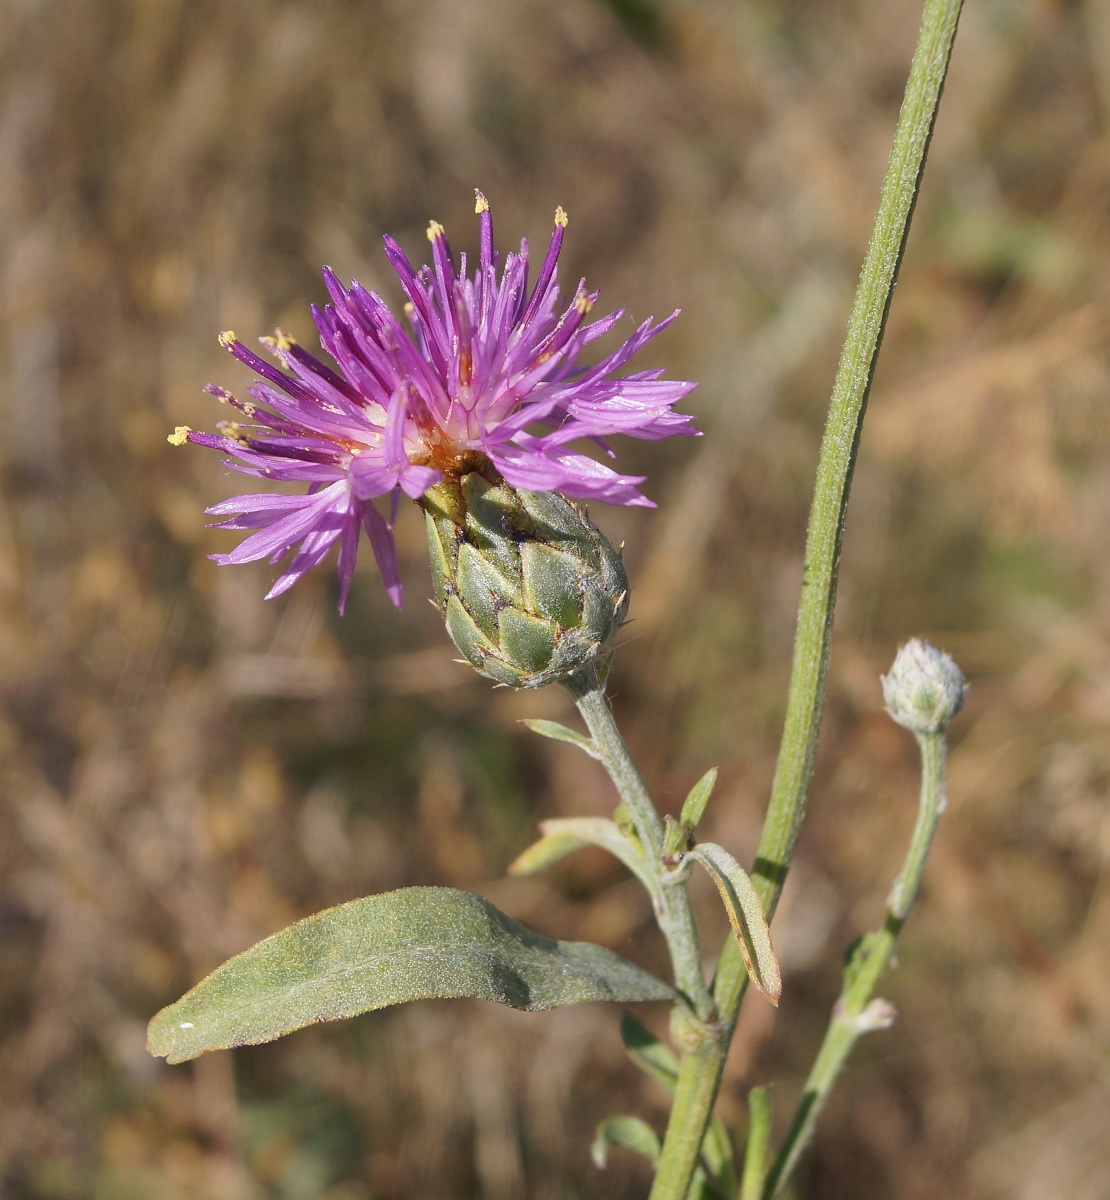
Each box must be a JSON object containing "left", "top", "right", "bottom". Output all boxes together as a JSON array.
[{"left": 2, "top": 1, "right": 1109, "bottom": 1197}]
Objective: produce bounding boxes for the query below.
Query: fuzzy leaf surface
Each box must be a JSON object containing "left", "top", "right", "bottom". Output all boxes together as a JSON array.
[
  {"left": 508, "top": 817, "right": 655, "bottom": 897},
  {"left": 680, "top": 767, "right": 719, "bottom": 831},
  {"left": 148, "top": 886, "right": 672, "bottom": 1063},
  {"left": 689, "top": 844, "right": 782, "bottom": 1005},
  {"left": 521, "top": 718, "right": 601, "bottom": 760}
]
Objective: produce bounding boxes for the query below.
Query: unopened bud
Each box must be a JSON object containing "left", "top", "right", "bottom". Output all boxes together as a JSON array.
[
  {"left": 423, "top": 471, "right": 629, "bottom": 689},
  {"left": 881, "top": 638, "right": 966, "bottom": 734}
]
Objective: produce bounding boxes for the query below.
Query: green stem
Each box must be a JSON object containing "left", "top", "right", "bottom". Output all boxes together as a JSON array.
[
  {"left": 648, "top": 1, "right": 964, "bottom": 1195},
  {"left": 570, "top": 667, "right": 715, "bottom": 1021},
  {"left": 763, "top": 731, "right": 948, "bottom": 1197},
  {"left": 888, "top": 732, "right": 947, "bottom": 919}
]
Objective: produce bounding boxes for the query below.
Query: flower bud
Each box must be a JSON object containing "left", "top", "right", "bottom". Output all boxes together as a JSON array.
[
  {"left": 881, "top": 638, "right": 967, "bottom": 734},
  {"left": 423, "top": 471, "right": 629, "bottom": 689}
]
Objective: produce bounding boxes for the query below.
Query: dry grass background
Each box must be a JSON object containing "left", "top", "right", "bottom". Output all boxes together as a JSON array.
[{"left": 2, "top": 0, "right": 1110, "bottom": 1196}]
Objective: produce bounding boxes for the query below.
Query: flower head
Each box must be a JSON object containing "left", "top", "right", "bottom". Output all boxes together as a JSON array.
[
  {"left": 882, "top": 638, "right": 967, "bottom": 735},
  {"left": 173, "top": 191, "right": 697, "bottom": 610}
]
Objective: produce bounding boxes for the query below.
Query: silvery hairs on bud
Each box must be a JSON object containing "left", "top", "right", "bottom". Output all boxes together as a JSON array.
[{"left": 882, "top": 638, "right": 967, "bottom": 735}]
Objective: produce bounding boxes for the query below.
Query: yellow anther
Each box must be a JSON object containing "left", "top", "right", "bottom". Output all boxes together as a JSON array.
[
  {"left": 218, "top": 330, "right": 237, "bottom": 348},
  {"left": 220, "top": 421, "right": 248, "bottom": 445},
  {"left": 474, "top": 191, "right": 490, "bottom": 214},
  {"left": 167, "top": 426, "right": 191, "bottom": 446},
  {"left": 426, "top": 219, "right": 445, "bottom": 241},
  {"left": 574, "top": 292, "right": 593, "bottom": 315},
  {"left": 260, "top": 333, "right": 294, "bottom": 355},
  {"left": 554, "top": 206, "right": 568, "bottom": 229}
]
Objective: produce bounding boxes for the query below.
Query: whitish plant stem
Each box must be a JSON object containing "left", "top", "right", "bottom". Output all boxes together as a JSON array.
[
  {"left": 648, "top": 1, "right": 964, "bottom": 1196},
  {"left": 571, "top": 667, "right": 715, "bottom": 1021},
  {"left": 763, "top": 731, "right": 948, "bottom": 1196}
]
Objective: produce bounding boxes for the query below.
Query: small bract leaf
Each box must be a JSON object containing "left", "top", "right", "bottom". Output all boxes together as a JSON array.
[
  {"left": 620, "top": 1012, "right": 679, "bottom": 1092},
  {"left": 508, "top": 824, "right": 595, "bottom": 875},
  {"left": 521, "top": 718, "right": 601, "bottom": 761},
  {"left": 662, "top": 814, "right": 690, "bottom": 862},
  {"left": 508, "top": 818, "right": 657, "bottom": 898},
  {"left": 148, "top": 887, "right": 673, "bottom": 1063},
  {"left": 688, "top": 844, "right": 782, "bottom": 1006},
  {"left": 591, "top": 1115, "right": 661, "bottom": 1169},
  {"left": 680, "top": 767, "right": 718, "bottom": 832}
]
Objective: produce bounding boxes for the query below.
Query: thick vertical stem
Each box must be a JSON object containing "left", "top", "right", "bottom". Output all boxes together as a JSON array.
[{"left": 647, "top": 3, "right": 965, "bottom": 1196}]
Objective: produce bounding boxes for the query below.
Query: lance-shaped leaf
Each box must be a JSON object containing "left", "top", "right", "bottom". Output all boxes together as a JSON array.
[
  {"left": 620, "top": 1012, "right": 680, "bottom": 1092},
  {"left": 687, "top": 844, "right": 782, "bottom": 1006},
  {"left": 521, "top": 718, "right": 601, "bottom": 760},
  {"left": 508, "top": 817, "right": 658, "bottom": 899},
  {"left": 591, "top": 1115, "right": 661, "bottom": 1169},
  {"left": 148, "top": 886, "right": 673, "bottom": 1064},
  {"left": 680, "top": 767, "right": 719, "bottom": 832}
]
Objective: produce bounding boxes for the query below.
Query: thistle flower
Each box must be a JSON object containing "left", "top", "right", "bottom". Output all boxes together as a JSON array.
[{"left": 172, "top": 192, "right": 697, "bottom": 611}]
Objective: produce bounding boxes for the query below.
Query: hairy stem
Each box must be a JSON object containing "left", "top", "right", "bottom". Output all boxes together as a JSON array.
[
  {"left": 763, "top": 731, "right": 948, "bottom": 1196},
  {"left": 570, "top": 667, "right": 715, "bottom": 1021},
  {"left": 648, "top": 1, "right": 965, "bottom": 1195}
]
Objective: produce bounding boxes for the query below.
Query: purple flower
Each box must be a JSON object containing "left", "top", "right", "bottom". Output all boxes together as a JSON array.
[{"left": 172, "top": 191, "right": 697, "bottom": 611}]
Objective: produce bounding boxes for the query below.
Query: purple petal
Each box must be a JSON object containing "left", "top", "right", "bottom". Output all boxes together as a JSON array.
[
  {"left": 182, "top": 195, "right": 696, "bottom": 612},
  {"left": 361, "top": 502, "right": 402, "bottom": 609}
]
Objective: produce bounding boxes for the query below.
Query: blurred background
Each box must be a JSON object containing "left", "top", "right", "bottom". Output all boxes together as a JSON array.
[{"left": 2, "top": 0, "right": 1109, "bottom": 1196}]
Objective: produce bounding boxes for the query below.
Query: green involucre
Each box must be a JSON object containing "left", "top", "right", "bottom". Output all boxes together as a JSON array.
[{"left": 424, "top": 472, "right": 629, "bottom": 688}]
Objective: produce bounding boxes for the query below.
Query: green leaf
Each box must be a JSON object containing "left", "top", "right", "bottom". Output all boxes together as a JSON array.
[
  {"left": 680, "top": 767, "right": 718, "bottom": 832},
  {"left": 688, "top": 844, "right": 782, "bottom": 1006},
  {"left": 740, "top": 1086, "right": 771, "bottom": 1200},
  {"left": 620, "top": 1012, "right": 679, "bottom": 1092},
  {"left": 148, "top": 887, "right": 673, "bottom": 1064},
  {"left": 507, "top": 817, "right": 658, "bottom": 899},
  {"left": 663, "top": 814, "right": 691, "bottom": 861},
  {"left": 701, "top": 1116, "right": 738, "bottom": 1198},
  {"left": 520, "top": 718, "right": 601, "bottom": 761},
  {"left": 591, "top": 1115, "right": 661, "bottom": 1169}
]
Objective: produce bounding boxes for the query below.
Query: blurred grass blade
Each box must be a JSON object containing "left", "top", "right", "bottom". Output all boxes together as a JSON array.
[
  {"left": 508, "top": 817, "right": 656, "bottom": 896},
  {"left": 680, "top": 767, "right": 718, "bottom": 832},
  {"left": 148, "top": 886, "right": 673, "bottom": 1063},
  {"left": 521, "top": 718, "right": 601, "bottom": 760},
  {"left": 689, "top": 845, "right": 781, "bottom": 1005},
  {"left": 591, "top": 1115, "right": 662, "bottom": 1168}
]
